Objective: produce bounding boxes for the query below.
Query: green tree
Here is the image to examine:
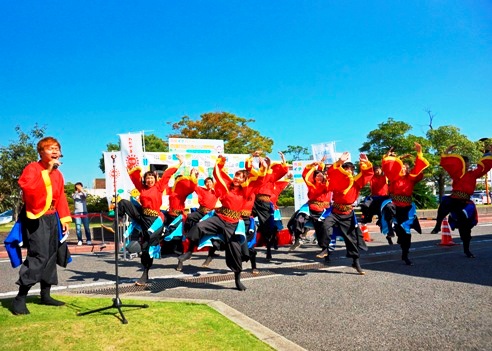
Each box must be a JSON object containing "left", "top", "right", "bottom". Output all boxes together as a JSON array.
[
  {"left": 167, "top": 112, "right": 274, "bottom": 154},
  {"left": 281, "top": 145, "right": 311, "bottom": 162},
  {"left": 359, "top": 118, "right": 428, "bottom": 163},
  {"left": 0, "top": 124, "right": 46, "bottom": 219}
]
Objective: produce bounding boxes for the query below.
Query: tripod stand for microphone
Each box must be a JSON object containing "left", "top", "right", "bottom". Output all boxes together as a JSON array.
[{"left": 78, "top": 154, "right": 148, "bottom": 324}]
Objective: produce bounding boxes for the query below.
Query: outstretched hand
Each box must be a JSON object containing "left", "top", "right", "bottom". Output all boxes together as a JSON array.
[
  {"left": 359, "top": 153, "right": 369, "bottom": 163},
  {"left": 339, "top": 152, "right": 350, "bottom": 163}
]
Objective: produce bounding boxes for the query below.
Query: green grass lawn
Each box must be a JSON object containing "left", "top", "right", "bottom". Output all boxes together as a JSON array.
[{"left": 0, "top": 295, "right": 274, "bottom": 351}]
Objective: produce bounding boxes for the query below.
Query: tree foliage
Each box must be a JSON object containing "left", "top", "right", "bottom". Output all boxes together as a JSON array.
[
  {"left": 359, "top": 118, "right": 428, "bottom": 164},
  {"left": 281, "top": 145, "right": 311, "bottom": 162},
  {"left": 0, "top": 124, "right": 46, "bottom": 219},
  {"left": 167, "top": 112, "right": 274, "bottom": 154}
]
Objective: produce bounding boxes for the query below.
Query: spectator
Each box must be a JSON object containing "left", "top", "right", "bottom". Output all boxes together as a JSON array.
[{"left": 72, "top": 182, "right": 92, "bottom": 245}]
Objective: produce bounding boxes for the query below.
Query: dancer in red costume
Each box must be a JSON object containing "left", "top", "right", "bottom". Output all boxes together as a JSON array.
[
  {"left": 161, "top": 167, "right": 199, "bottom": 255},
  {"left": 321, "top": 152, "right": 373, "bottom": 274},
  {"left": 176, "top": 155, "right": 264, "bottom": 291},
  {"left": 431, "top": 144, "right": 492, "bottom": 257},
  {"left": 183, "top": 171, "right": 218, "bottom": 235},
  {"left": 359, "top": 165, "right": 392, "bottom": 244},
  {"left": 249, "top": 151, "right": 288, "bottom": 260},
  {"left": 381, "top": 143, "right": 429, "bottom": 265},
  {"left": 12, "top": 137, "right": 72, "bottom": 315},
  {"left": 288, "top": 158, "right": 331, "bottom": 255},
  {"left": 117, "top": 154, "right": 183, "bottom": 285}
]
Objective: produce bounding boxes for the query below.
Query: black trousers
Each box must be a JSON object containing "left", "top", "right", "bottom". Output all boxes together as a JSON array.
[
  {"left": 192, "top": 214, "right": 243, "bottom": 272},
  {"left": 17, "top": 213, "right": 59, "bottom": 287},
  {"left": 253, "top": 198, "right": 277, "bottom": 244},
  {"left": 322, "top": 211, "right": 367, "bottom": 259}
]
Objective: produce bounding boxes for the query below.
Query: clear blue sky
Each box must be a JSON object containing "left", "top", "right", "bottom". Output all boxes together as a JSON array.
[{"left": 1, "top": 1, "right": 491, "bottom": 186}]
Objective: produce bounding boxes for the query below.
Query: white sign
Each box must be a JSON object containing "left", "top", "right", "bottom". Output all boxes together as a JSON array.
[
  {"left": 168, "top": 138, "right": 224, "bottom": 154},
  {"left": 311, "top": 141, "right": 336, "bottom": 164},
  {"left": 291, "top": 160, "right": 312, "bottom": 211}
]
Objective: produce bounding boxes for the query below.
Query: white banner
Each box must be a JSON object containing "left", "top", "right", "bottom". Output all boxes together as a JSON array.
[
  {"left": 103, "top": 151, "right": 134, "bottom": 205},
  {"left": 119, "top": 132, "right": 144, "bottom": 169},
  {"left": 168, "top": 137, "right": 224, "bottom": 154},
  {"left": 311, "top": 141, "right": 336, "bottom": 164},
  {"left": 291, "top": 160, "right": 312, "bottom": 211}
]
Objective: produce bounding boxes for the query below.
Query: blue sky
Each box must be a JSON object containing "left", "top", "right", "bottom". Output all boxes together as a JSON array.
[{"left": 1, "top": 1, "right": 491, "bottom": 186}]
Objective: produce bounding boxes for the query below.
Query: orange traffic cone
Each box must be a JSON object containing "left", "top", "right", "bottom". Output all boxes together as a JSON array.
[
  {"left": 438, "top": 217, "right": 456, "bottom": 246},
  {"left": 360, "top": 224, "right": 373, "bottom": 242}
]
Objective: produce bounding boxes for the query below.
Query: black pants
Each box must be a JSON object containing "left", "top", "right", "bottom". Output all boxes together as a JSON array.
[
  {"left": 253, "top": 198, "right": 277, "bottom": 244},
  {"left": 118, "top": 199, "right": 163, "bottom": 263},
  {"left": 183, "top": 210, "right": 205, "bottom": 236},
  {"left": 192, "top": 214, "right": 244, "bottom": 272},
  {"left": 360, "top": 195, "right": 390, "bottom": 225},
  {"left": 17, "top": 213, "right": 59, "bottom": 288},
  {"left": 322, "top": 211, "right": 367, "bottom": 259}
]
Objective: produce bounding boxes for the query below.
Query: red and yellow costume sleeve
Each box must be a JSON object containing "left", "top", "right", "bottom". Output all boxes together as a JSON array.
[
  {"left": 156, "top": 163, "right": 181, "bottom": 193},
  {"left": 18, "top": 162, "right": 72, "bottom": 223},
  {"left": 213, "top": 156, "right": 233, "bottom": 198},
  {"left": 370, "top": 175, "right": 388, "bottom": 196},
  {"left": 441, "top": 153, "right": 492, "bottom": 181},
  {"left": 127, "top": 167, "right": 145, "bottom": 192},
  {"left": 382, "top": 152, "right": 429, "bottom": 182},
  {"left": 270, "top": 180, "right": 290, "bottom": 208},
  {"left": 327, "top": 159, "right": 353, "bottom": 194}
]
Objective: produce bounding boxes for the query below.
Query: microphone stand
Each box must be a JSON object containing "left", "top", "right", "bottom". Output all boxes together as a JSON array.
[{"left": 78, "top": 154, "right": 149, "bottom": 324}]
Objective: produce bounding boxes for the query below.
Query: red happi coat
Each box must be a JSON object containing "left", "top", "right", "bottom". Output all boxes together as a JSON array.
[
  {"left": 128, "top": 163, "right": 180, "bottom": 221},
  {"left": 214, "top": 156, "right": 264, "bottom": 223},
  {"left": 302, "top": 163, "right": 331, "bottom": 212},
  {"left": 328, "top": 159, "right": 374, "bottom": 214},
  {"left": 370, "top": 174, "right": 389, "bottom": 196},
  {"left": 18, "top": 161, "right": 72, "bottom": 224},
  {"left": 440, "top": 153, "right": 492, "bottom": 196},
  {"left": 382, "top": 152, "right": 429, "bottom": 207}
]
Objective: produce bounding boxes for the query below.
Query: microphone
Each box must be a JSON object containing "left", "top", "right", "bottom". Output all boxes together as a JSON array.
[{"left": 53, "top": 155, "right": 63, "bottom": 169}]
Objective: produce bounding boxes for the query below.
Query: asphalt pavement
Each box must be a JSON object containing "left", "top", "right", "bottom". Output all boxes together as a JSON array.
[{"left": 1, "top": 219, "right": 491, "bottom": 351}]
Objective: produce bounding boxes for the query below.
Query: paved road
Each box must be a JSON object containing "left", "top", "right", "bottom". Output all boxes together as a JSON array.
[{"left": 1, "top": 220, "right": 491, "bottom": 351}]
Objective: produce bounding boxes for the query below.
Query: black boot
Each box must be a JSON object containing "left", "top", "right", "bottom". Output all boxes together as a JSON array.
[
  {"left": 463, "top": 240, "right": 475, "bottom": 258},
  {"left": 234, "top": 272, "right": 246, "bottom": 291},
  {"left": 351, "top": 258, "right": 365, "bottom": 275},
  {"left": 386, "top": 236, "right": 394, "bottom": 245},
  {"left": 402, "top": 253, "right": 413, "bottom": 266},
  {"left": 12, "top": 285, "right": 30, "bottom": 315},
  {"left": 202, "top": 248, "right": 217, "bottom": 267},
  {"left": 176, "top": 241, "right": 196, "bottom": 271},
  {"left": 265, "top": 245, "right": 272, "bottom": 260},
  {"left": 135, "top": 269, "right": 149, "bottom": 286},
  {"left": 136, "top": 257, "right": 153, "bottom": 285},
  {"left": 316, "top": 248, "right": 328, "bottom": 258},
  {"left": 40, "top": 282, "right": 65, "bottom": 306},
  {"left": 250, "top": 250, "right": 259, "bottom": 275},
  {"left": 289, "top": 238, "right": 301, "bottom": 251}
]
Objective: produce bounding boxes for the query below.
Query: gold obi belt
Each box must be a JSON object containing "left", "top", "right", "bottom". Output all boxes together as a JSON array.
[
  {"left": 451, "top": 190, "right": 470, "bottom": 200},
  {"left": 390, "top": 194, "right": 413, "bottom": 204},
  {"left": 198, "top": 206, "right": 213, "bottom": 214},
  {"left": 216, "top": 207, "right": 242, "bottom": 220},
  {"left": 143, "top": 208, "right": 160, "bottom": 217},
  {"left": 256, "top": 194, "right": 271, "bottom": 202},
  {"left": 332, "top": 202, "right": 353, "bottom": 213},
  {"left": 308, "top": 200, "right": 331, "bottom": 209}
]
